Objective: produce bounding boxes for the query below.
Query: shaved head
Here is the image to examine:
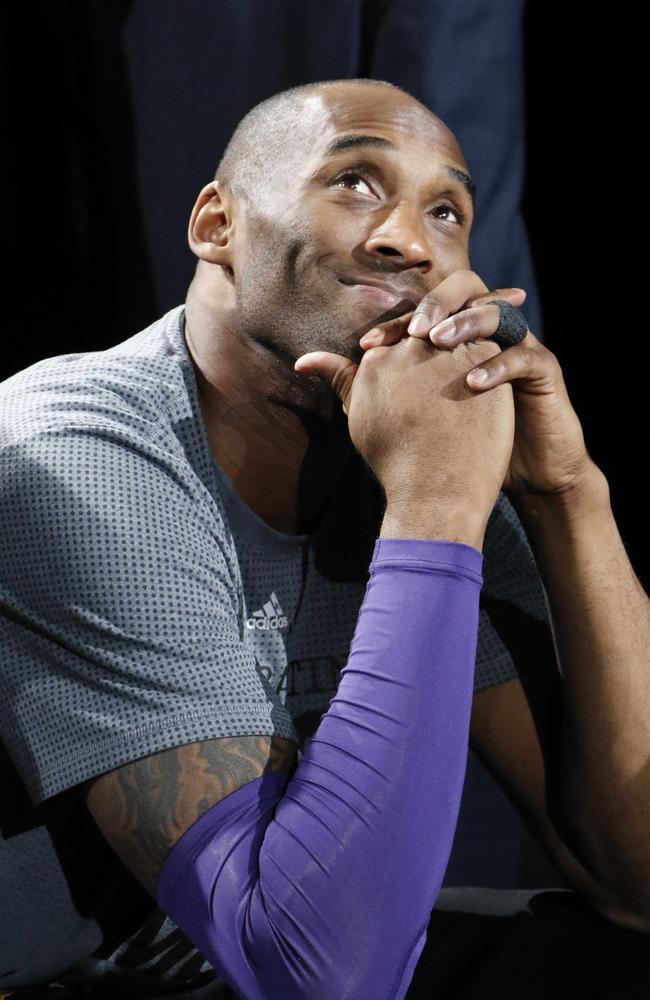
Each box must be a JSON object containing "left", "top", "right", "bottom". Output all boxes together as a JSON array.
[{"left": 214, "top": 78, "right": 459, "bottom": 210}]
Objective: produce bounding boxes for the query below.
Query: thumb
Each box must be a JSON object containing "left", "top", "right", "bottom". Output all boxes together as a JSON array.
[{"left": 294, "top": 351, "right": 358, "bottom": 416}]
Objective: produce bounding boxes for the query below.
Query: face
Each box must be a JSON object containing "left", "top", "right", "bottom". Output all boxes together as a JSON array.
[{"left": 231, "top": 85, "right": 475, "bottom": 371}]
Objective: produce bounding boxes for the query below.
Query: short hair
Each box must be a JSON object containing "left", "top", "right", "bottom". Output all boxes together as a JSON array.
[{"left": 213, "top": 78, "right": 430, "bottom": 209}]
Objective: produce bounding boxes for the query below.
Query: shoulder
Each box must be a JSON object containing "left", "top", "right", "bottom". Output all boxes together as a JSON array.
[
  {"left": 0, "top": 315, "right": 191, "bottom": 454},
  {"left": 0, "top": 305, "right": 223, "bottom": 528},
  {"left": 0, "top": 318, "right": 238, "bottom": 597}
]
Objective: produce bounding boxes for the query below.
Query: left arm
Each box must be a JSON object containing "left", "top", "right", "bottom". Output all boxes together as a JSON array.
[
  {"left": 358, "top": 269, "right": 650, "bottom": 930},
  {"left": 509, "top": 462, "right": 650, "bottom": 926}
]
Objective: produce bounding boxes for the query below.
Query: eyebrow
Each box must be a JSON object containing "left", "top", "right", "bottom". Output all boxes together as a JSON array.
[{"left": 323, "top": 133, "right": 476, "bottom": 207}]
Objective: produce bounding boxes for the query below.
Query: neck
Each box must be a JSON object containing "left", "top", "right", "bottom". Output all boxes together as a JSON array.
[{"left": 183, "top": 269, "right": 353, "bottom": 536}]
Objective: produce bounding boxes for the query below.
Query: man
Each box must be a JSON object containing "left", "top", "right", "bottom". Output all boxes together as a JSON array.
[{"left": 1, "top": 78, "right": 649, "bottom": 998}]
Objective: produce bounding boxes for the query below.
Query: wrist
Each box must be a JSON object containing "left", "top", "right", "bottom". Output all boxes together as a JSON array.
[
  {"left": 380, "top": 500, "right": 487, "bottom": 551},
  {"left": 508, "top": 461, "right": 610, "bottom": 535}
]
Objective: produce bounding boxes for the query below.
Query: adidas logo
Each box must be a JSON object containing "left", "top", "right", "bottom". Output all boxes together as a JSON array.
[{"left": 245, "top": 592, "right": 288, "bottom": 631}]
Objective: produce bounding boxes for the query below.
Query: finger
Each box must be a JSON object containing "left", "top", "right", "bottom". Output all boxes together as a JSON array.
[
  {"left": 408, "top": 275, "right": 527, "bottom": 340},
  {"left": 465, "top": 342, "right": 545, "bottom": 391},
  {"left": 429, "top": 302, "right": 540, "bottom": 350},
  {"left": 294, "top": 351, "right": 359, "bottom": 415},
  {"left": 407, "top": 269, "right": 489, "bottom": 337},
  {"left": 429, "top": 302, "right": 504, "bottom": 348},
  {"left": 359, "top": 309, "right": 415, "bottom": 349},
  {"left": 466, "top": 287, "right": 527, "bottom": 310}
]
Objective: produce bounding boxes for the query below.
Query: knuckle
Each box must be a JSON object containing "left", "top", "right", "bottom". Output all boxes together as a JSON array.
[
  {"left": 540, "top": 348, "right": 562, "bottom": 382},
  {"left": 518, "top": 345, "right": 536, "bottom": 367},
  {"left": 420, "top": 292, "right": 445, "bottom": 317},
  {"left": 361, "top": 344, "right": 387, "bottom": 368},
  {"left": 545, "top": 345, "right": 560, "bottom": 368},
  {"left": 462, "top": 308, "right": 480, "bottom": 332}
]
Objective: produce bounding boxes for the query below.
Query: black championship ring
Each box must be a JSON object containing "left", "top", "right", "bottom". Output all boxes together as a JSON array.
[{"left": 485, "top": 299, "right": 529, "bottom": 349}]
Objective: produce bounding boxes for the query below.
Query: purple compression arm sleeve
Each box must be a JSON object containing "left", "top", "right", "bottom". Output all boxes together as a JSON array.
[{"left": 157, "top": 537, "right": 484, "bottom": 1000}]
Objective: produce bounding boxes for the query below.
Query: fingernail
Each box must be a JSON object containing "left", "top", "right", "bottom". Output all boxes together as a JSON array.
[
  {"left": 468, "top": 368, "right": 489, "bottom": 384},
  {"left": 431, "top": 318, "right": 457, "bottom": 343},
  {"left": 407, "top": 313, "right": 430, "bottom": 335},
  {"left": 359, "top": 327, "right": 382, "bottom": 346}
]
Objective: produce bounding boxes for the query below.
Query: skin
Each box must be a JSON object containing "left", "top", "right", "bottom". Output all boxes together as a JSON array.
[
  {"left": 184, "top": 82, "right": 526, "bottom": 535},
  {"left": 85, "top": 734, "right": 297, "bottom": 898}
]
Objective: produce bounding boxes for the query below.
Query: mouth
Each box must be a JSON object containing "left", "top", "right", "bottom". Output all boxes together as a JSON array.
[{"left": 338, "top": 277, "right": 420, "bottom": 313}]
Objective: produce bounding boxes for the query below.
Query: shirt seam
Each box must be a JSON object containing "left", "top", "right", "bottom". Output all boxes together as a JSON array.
[{"left": 35, "top": 708, "right": 295, "bottom": 775}]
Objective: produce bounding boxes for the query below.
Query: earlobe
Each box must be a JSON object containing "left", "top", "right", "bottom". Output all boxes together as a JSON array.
[{"left": 187, "top": 181, "right": 235, "bottom": 268}]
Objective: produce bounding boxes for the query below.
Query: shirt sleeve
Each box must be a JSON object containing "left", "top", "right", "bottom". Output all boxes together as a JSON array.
[
  {"left": 0, "top": 425, "right": 298, "bottom": 807},
  {"left": 474, "top": 490, "right": 556, "bottom": 690}
]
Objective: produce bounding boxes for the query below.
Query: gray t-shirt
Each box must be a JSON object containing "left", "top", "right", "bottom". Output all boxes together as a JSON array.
[{"left": 0, "top": 304, "right": 553, "bottom": 995}]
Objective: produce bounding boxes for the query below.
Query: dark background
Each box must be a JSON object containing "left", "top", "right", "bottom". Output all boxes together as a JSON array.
[{"left": 1, "top": 1, "right": 644, "bottom": 888}]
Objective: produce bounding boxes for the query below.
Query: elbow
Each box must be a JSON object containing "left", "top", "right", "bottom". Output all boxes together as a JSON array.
[{"left": 247, "top": 881, "right": 425, "bottom": 1000}]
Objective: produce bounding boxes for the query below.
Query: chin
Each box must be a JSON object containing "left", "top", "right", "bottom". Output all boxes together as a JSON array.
[{"left": 310, "top": 320, "right": 367, "bottom": 363}]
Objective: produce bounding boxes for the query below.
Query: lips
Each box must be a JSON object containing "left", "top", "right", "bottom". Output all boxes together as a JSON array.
[{"left": 338, "top": 277, "right": 420, "bottom": 311}]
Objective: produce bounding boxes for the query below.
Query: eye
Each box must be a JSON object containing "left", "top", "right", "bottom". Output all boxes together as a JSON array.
[
  {"left": 431, "top": 203, "right": 465, "bottom": 226},
  {"left": 333, "top": 169, "right": 375, "bottom": 195},
  {"left": 331, "top": 169, "right": 467, "bottom": 226}
]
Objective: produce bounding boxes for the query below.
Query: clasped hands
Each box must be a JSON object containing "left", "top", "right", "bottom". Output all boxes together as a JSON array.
[{"left": 296, "top": 269, "right": 596, "bottom": 502}]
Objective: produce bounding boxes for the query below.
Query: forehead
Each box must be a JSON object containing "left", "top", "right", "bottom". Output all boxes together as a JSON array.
[{"left": 302, "top": 85, "right": 466, "bottom": 168}]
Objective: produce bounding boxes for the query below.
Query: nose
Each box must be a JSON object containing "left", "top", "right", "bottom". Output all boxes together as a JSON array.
[{"left": 363, "top": 201, "right": 432, "bottom": 272}]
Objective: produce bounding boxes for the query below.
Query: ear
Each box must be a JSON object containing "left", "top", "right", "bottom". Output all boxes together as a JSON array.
[{"left": 188, "top": 181, "right": 236, "bottom": 271}]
